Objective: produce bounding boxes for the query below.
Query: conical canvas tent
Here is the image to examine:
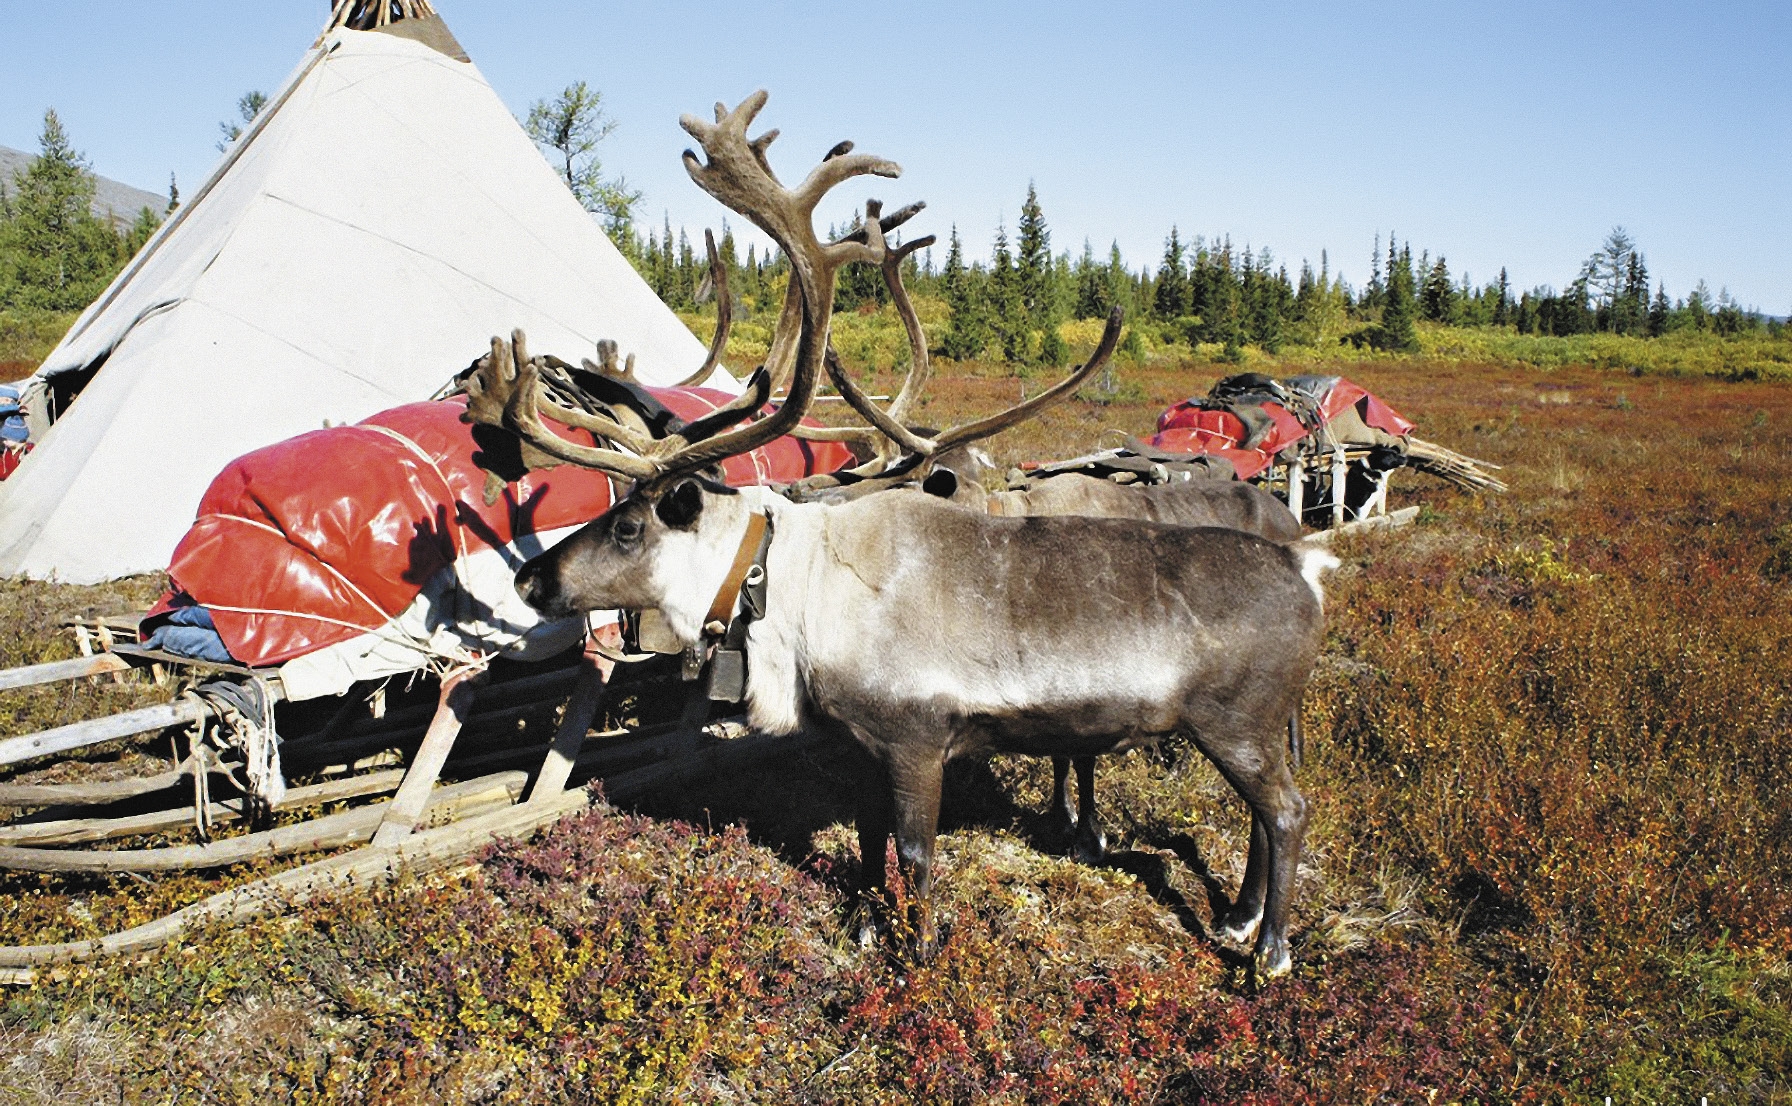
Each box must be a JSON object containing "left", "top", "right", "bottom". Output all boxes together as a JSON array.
[{"left": 0, "top": 1, "right": 717, "bottom": 583}]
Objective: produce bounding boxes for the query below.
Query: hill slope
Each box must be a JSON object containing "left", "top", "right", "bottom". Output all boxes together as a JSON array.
[{"left": 0, "top": 143, "right": 164, "bottom": 230}]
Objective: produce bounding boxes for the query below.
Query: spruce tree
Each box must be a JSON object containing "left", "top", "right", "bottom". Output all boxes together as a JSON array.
[
  {"left": 0, "top": 109, "right": 124, "bottom": 311},
  {"left": 940, "top": 227, "right": 989, "bottom": 361},
  {"left": 1153, "top": 227, "right": 1190, "bottom": 319},
  {"left": 833, "top": 215, "right": 885, "bottom": 311},
  {"left": 718, "top": 222, "right": 738, "bottom": 282},
  {"left": 673, "top": 229, "right": 696, "bottom": 309},
  {"left": 1201, "top": 240, "right": 1242, "bottom": 351},
  {"left": 1648, "top": 283, "right": 1670, "bottom": 336},
  {"left": 988, "top": 224, "right": 1026, "bottom": 361},
  {"left": 1379, "top": 241, "right": 1418, "bottom": 351},
  {"left": 1016, "top": 184, "right": 1055, "bottom": 331},
  {"left": 1361, "top": 233, "right": 1384, "bottom": 312},
  {"left": 1073, "top": 239, "right": 1108, "bottom": 319},
  {"left": 1516, "top": 291, "right": 1538, "bottom": 334},
  {"left": 1106, "top": 242, "right": 1132, "bottom": 318},
  {"left": 1420, "top": 256, "right": 1454, "bottom": 322},
  {"left": 1620, "top": 253, "right": 1650, "bottom": 335},
  {"left": 123, "top": 206, "right": 160, "bottom": 256}
]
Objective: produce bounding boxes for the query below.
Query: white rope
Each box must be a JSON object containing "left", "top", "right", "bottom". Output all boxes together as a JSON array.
[{"left": 178, "top": 691, "right": 213, "bottom": 841}]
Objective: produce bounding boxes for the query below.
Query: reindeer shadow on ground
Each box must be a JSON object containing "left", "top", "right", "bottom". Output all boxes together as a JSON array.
[
  {"left": 622, "top": 735, "right": 1036, "bottom": 874},
  {"left": 615, "top": 723, "right": 1254, "bottom": 969}
]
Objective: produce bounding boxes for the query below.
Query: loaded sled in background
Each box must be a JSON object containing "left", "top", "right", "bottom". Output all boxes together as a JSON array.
[
  {"left": 1151, "top": 372, "right": 1505, "bottom": 529},
  {"left": 991, "top": 372, "right": 1506, "bottom": 537}
]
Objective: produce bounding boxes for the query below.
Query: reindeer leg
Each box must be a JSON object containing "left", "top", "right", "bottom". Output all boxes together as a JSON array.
[
  {"left": 1049, "top": 756, "right": 1075, "bottom": 835},
  {"left": 1218, "top": 813, "right": 1269, "bottom": 942},
  {"left": 1231, "top": 766, "right": 1307, "bottom": 979},
  {"left": 853, "top": 755, "right": 895, "bottom": 949},
  {"left": 1071, "top": 755, "right": 1108, "bottom": 865},
  {"left": 886, "top": 749, "right": 946, "bottom": 963},
  {"left": 1196, "top": 727, "right": 1309, "bottom": 980}
]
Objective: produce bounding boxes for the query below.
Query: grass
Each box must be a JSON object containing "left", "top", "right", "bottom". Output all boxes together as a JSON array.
[
  {"left": 0, "top": 310, "right": 77, "bottom": 383},
  {"left": 3, "top": 334, "right": 1791, "bottom": 1100},
  {"left": 682, "top": 296, "right": 1792, "bottom": 389}
]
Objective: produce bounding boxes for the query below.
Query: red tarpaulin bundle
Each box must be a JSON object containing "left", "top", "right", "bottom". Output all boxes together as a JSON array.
[
  {"left": 1150, "top": 376, "right": 1415, "bottom": 479},
  {"left": 152, "top": 387, "right": 852, "bottom": 697}
]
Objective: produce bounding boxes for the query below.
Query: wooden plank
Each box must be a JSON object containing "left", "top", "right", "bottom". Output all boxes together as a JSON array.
[
  {"left": 0, "top": 653, "right": 134, "bottom": 692},
  {"left": 0, "top": 700, "right": 208, "bottom": 770},
  {"left": 527, "top": 656, "right": 607, "bottom": 804},
  {"left": 1308, "top": 504, "right": 1420, "bottom": 546},
  {"left": 0, "top": 769, "right": 409, "bottom": 847},
  {"left": 108, "top": 642, "right": 267, "bottom": 679},
  {"left": 1286, "top": 454, "right": 1305, "bottom": 522},
  {"left": 0, "top": 786, "right": 592, "bottom": 971},
  {"left": 1330, "top": 445, "right": 1348, "bottom": 528},
  {"left": 303, "top": 664, "right": 583, "bottom": 747},
  {"left": 0, "top": 765, "right": 186, "bottom": 808},
  {"left": 371, "top": 673, "right": 476, "bottom": 846},
  {"left": 0, "top": 772, "right": 524, "bottom": 873}
]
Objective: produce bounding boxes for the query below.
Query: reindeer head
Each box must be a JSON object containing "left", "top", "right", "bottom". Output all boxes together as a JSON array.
[
  {"left": 514, "top": 474, "right": 754, "bottom": 644},
  {"left": 479, "top": 93, "right": 906, "bottom": 633}
]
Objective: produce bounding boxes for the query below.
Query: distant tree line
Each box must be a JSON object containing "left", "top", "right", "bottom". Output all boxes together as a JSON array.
[
  {"left": 624, "top": 185, "right": 1783, "bottom": 362},
  {"left": 0, "top": 110, "right": 166, "bottom": 313},
  {"left": 6, "top": 89, "right": 1778, "bottom": 362}
]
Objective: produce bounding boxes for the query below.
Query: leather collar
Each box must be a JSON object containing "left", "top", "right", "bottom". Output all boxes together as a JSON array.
[{"left": 704, "top": 510, "right": 769, "bottom": 632}]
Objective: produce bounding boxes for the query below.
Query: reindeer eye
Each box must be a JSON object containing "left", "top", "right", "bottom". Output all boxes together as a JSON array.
[{"left": 611, "top": 514, "right": 644, "bottom": 544}]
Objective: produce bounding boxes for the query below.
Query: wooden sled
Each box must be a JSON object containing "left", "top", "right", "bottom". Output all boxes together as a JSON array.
[{"left": 0, "top": 621, "right": 818, "bottom": 985}]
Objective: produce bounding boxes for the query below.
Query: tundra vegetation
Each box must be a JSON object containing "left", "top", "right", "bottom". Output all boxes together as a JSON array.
[{"left": 2, "top": 344, "right": 1788, "bottom": 1101}]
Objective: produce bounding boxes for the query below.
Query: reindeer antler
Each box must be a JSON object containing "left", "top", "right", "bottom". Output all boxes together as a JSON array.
[
  {"left": 673, "top": 228, "right": 733, "bottom": 388},
  {"left": 817, "top": 308, "right": 1125, "bottom": 476},
  {"left": 463, "top": 92, "right": 909, "bottom": 483}
]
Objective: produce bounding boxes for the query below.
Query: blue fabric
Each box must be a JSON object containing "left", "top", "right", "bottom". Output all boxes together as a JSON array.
[
  {"left": 163, "top": 604, "right": 216, "bottom": 629},
  {"left": 1, "top": 417, "right": 25, "bottom": 443},
  {"left": 140, "top": 597, "right": 234, "bottom": 663},
  {"left": 141, "top": 623, "right": 236, "bottom": 664}
]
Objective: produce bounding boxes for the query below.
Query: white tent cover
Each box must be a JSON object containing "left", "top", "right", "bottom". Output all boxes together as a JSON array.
[{"left": 0, "top": 18, "right": 717, "bottom": 583}]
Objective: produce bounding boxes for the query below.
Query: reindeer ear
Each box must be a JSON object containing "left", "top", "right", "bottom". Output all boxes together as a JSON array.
[
  {"left": 921, "top": 468, "right": 960, "bottom": 499},
  {"left": 655, "top": 478, "right": 706, "bottom": 529}
]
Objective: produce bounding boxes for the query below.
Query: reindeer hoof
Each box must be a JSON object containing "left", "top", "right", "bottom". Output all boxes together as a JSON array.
[
  {"left": 1217, "top": 907, "right": 1263, "bottom": 944},
  {"left": 1071, "top": 823, "right": 1108, "bottom": 866},
  {"left": 848, "top": 895, "right": 891, "bottom": 950},
  {"left": 1253, "top": 944, "right": 1293, "bottom": 981}
]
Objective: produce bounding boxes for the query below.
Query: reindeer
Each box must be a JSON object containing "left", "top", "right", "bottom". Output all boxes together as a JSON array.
[
  {"left": 764, "top": 243, "right": 1310, "bottom": 869},
  {"left": 466, "top": 93, "right": 1335, "bottom": 978}
]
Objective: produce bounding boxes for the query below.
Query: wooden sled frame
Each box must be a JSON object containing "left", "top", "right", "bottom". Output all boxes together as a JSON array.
[
  {"left": 0, "top": 622, "right": 820, "bottom": 985},
  {"left": 0, "top": 447, "right": 1431, "bottom": 985}
]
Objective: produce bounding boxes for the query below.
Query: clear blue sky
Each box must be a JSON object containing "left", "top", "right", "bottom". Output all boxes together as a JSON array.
[{"left": 3, "top": 1, "right": 1787, "bottom": 311}]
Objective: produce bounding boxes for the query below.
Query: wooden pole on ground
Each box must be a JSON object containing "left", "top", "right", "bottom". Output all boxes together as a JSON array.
[
  {"left": 0, "top": 772, "right": 523, "bottom": 874},
  {"left": 0, "top": 700, "right": 210, "bottom": 770},
  {"left": 0, "top": 786, "right": 594, "bottom": 976}
]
